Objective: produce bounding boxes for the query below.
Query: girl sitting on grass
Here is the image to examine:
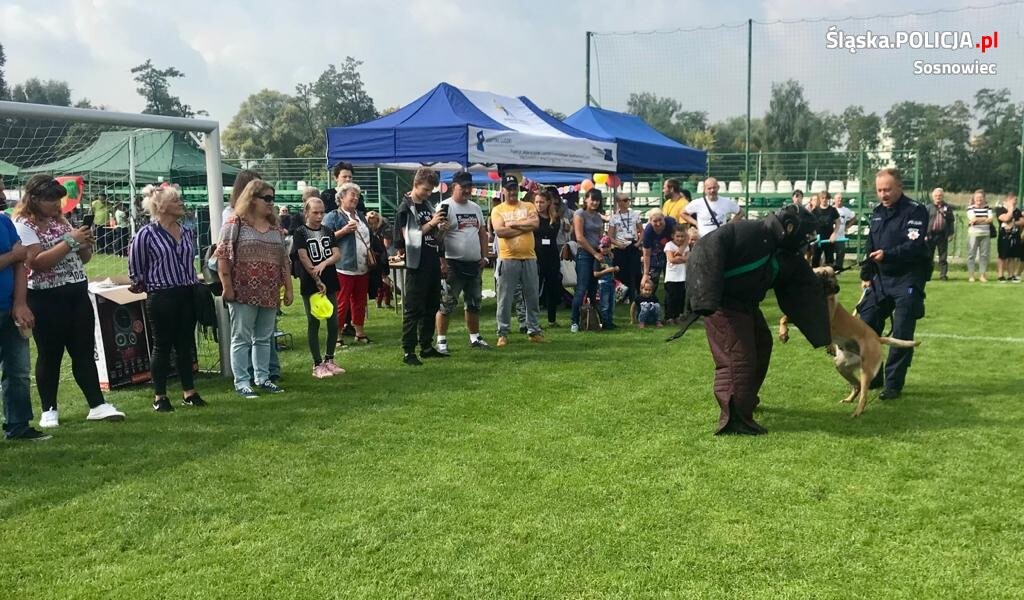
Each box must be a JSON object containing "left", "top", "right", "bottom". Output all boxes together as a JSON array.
[{"left": 630, "top": 279, "right": 663, "bottom": 328}]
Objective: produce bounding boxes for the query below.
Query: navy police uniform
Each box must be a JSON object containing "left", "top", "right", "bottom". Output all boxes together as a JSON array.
[{"left": 857, "top": 194, "right": 930, "bottom": 394}]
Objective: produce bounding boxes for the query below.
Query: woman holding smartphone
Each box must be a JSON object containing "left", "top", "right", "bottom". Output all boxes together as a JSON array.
[{"left": 15, "top": 175, "right": 126, "bottom": 427}]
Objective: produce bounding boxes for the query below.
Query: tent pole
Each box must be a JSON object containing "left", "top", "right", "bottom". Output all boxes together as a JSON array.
[
  {"left": 743, "top": 18, "right": 752, "bottom": 217},
  {"left": 128, "top": 133, "right": 138, "bottom": 236},
  {"left": 585, "top": 32, "right": 592, "bottom": 107}
]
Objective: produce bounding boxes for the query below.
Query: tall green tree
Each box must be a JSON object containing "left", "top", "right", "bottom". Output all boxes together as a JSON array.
[
  {"left": 309, "top": 58, "right": 378, "bottom": 131},
  {"left": 626, "top": 92, "right": 709, "bottom": 147},
  {"left": 970, "top": 88, "right": 1022, "bottom": 192},
  {"left": 10, "top": 78, "right": 71, "bottom": 106},
  {"left": 223, "top": 89, "right": 311, "bottom": 159},
  {"left": 885, "top": 100, "right": 971, "bottom": 191},
  {"left": 0, "top": 43, "right": 9, "bottom": 100},
  {"left": 130, "top": 59, "right": 201, "bottom": 118},
  {"left": 763, "top": 80, "right": 816, "bottom": 153}
]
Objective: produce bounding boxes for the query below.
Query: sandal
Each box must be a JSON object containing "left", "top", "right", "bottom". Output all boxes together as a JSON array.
[{"left": 355, "top": 335, "right": 372, "bottom": 344}]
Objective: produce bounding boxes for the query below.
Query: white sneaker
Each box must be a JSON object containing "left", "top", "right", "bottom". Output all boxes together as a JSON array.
[
  {"left": 39, "top": 409, "right": 59, "bottom": 428},
  {"left": 86, "top": 403, "right": 126, "bottom": 422},
  {"left": 570, "top": 323, "right": 580, "bottom": 333}
]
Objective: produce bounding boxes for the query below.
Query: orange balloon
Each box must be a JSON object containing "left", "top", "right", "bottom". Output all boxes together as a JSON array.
[{"left": 580, "top": 179, "right": 594, "bottom": 192}]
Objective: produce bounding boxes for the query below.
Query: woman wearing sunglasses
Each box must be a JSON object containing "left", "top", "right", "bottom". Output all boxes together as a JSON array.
[
  {"left": 14, "top": 174, "right": 126, "bottom": 427},
  {"left": 216, "top": 179, "right": 293, "bottom": 399}
]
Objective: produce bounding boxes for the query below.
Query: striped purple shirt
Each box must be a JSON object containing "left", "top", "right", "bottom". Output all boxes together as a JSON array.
[{"left": 128, "top": 222, "right": 199, "bottom": 291}]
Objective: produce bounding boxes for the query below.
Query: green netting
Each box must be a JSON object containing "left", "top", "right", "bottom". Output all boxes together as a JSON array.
[{"left": 589, "top": 2, "right": 1024, "bottom": 196}]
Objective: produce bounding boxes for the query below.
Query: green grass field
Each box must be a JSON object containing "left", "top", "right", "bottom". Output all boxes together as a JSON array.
[{"left": 2, "top": 269, "right": 1023, "bottom": 598}]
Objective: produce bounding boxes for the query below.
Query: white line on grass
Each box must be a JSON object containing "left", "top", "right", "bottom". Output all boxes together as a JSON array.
[{"left": 916, "top": 332, "right": 1024, "bottom": 344}]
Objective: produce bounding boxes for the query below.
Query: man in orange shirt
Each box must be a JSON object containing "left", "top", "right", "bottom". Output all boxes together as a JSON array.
[{"left": 490, "top": 175, "right": 543, "bottom": 347}]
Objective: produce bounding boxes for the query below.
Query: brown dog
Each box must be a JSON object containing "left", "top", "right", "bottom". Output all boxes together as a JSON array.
[{"left": 778, "top": 266, "right": 920, "bottom": 417}]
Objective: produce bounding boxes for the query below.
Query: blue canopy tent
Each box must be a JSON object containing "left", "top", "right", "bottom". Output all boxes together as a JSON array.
[
  {"left": 326, "top": 83, "right": 618, "bottom": 172},
  {"left": 562, "top": 105, "right": 706, "bottom": 174}
]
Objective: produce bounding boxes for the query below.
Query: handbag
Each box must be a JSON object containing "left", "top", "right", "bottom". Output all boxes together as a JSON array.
[
  {"left": 192, "top": 282, "right": 217, "bottom": 329},
  {"left": 349, "top": 212, "right": 377, "bottom": 270},
  {"left": 560, "top": 259, "right": 577, "bottom": 287}
]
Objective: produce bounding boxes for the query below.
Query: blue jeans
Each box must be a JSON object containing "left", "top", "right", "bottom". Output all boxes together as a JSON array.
[
  {"left": 228, "top": 302, "right": 277, "bottom": 389},
  {"left": 571, "top": 250, "right": 598, "bottom": 326},
  {"left": 0, "top": 311, "right": 33, "bottom": 438},
  {"left": 638, "top": 304, "right": 662, "bottom": 325},
  {"left": 599, "top": 278, "right": 615, "bottom": 327}
]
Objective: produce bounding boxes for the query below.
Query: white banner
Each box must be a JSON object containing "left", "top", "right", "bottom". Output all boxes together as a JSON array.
[{"left": 468, "top": 127, "right": 616, "bottom": 171}]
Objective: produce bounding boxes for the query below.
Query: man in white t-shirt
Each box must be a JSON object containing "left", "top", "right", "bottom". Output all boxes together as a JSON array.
[
  {"left": 436, "top": 171, "right": 490, "bottom": 354},
  {"left": 681, "top": 177, "right": 742, "bottom": 238}
]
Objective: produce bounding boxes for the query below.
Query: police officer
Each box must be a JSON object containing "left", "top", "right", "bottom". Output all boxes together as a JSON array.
[{"left": 858, "top": 168, "right": 930, "bottom": 400}]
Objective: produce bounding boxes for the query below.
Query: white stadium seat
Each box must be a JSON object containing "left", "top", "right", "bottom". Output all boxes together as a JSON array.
[
  {"left": 828, "top": 180, "right": 844, "bottom": 194},
  {"left": 810, "top": 180, "right": 827, "bottom": 193},
  {"left": 727, "top": 181, "right": 743, "bottom": 194},
  {"left": 777, "top": 180, "right": 793, "bottom": 194},
  {"left": 793, "top": 180, "right": 807, "bottom": 193},
  {"left": 759, "top": 181, "right": 776, "bottom": 193},
  {"left": 846, "top": 180, "right": 861, "bottom": 194}
]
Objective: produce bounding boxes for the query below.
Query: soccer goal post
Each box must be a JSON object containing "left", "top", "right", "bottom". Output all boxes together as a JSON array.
[{"left": 0, "top": 100, "right": 230, "bottom": 376}]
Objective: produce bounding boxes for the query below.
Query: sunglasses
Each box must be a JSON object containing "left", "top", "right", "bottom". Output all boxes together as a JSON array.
[{"left": 256, "top": 194, "right": 276, "bottom": 202}]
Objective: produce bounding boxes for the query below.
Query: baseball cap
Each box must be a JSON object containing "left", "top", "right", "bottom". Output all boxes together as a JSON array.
[
  {"left": 451, "top": 171, "right": 473, "bottom": 188},
  {"left": 501, "top": 174, "right": 520, "bottom": 189}
]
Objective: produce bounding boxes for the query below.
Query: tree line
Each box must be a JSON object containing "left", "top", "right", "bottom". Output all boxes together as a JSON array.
[
  {"left": 626, "top": 81, "right": 1023, "bottom": 194},
  {"left": 3, "top": 41, "right": 1019, "bottom": 193}
]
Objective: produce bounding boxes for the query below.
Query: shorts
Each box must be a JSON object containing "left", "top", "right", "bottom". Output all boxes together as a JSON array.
[
  {"left": 997, "top": 232, "right": 1021, "bottom": 259},
  {"left": 440, "top": 259, "right": 483, "bottom": 315}
]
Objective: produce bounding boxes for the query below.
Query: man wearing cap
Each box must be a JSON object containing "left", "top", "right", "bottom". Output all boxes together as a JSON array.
[
  {"left": 435, "top": 172, "right": 490, "bottom": 353},
  {"left": 490, "top": 175, "right": 543, "bottom": 347},
  {"left": 686, "top": 205, "right": 829, "bottom": 435}
]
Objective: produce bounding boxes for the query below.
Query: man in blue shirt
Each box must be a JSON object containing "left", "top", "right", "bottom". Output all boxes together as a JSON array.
[
  {"left": 0, "top": 212, "right": 47, "bottom": 440},
  {"left": 858, "top": 168, "right": 931, "bottom": 400}
]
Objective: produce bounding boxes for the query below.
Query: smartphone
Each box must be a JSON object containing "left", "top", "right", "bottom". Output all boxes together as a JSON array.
[{"left": 82, "top": 214, "right": 95, "bottom": 228}]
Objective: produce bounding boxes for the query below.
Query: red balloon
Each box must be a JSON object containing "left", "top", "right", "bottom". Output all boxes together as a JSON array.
[
  {"left": 607, "top": 175, "right": 622, "bottom": 188},
  {"left": 487, "top": 171, "right": 500, "bottom": 181}
]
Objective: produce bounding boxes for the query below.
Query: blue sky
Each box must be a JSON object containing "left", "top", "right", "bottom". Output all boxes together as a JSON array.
[{"left": 2, "top": 0, "right": 1018, "bottom": 126}]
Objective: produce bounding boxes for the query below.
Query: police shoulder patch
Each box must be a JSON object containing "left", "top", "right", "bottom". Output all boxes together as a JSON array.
[{"left": 907, "top": 228, "right": 920, "bottom": 240}]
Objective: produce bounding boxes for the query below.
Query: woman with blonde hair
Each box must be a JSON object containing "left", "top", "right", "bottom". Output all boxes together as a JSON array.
[
  {"left": 15, "top": 174, "right": 125, "bottom": 427},
  {"left": 216, "top": 179, "right": 293, "bottom": 398},
  {"left": 324, "top": 182, "right": 373, "bottom": 344},
  {"left": 129, "top": 184, "right": 205, "bottom": 412}
]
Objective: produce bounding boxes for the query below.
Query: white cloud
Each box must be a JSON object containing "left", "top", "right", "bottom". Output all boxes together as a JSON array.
[{"left": 1, "top": 0, "right": 1019, "bottom": 129}]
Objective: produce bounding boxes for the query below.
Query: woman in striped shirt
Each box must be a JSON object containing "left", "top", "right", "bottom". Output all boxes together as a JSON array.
[
  {"left": 965, "top": 189, "right": 993, "bottom": 283},
  {"left": 128, "top": 185, "right": 206, "bottom": 412},
  {"left": 216, "top": 180, "right": 294, "bottom": 398}
]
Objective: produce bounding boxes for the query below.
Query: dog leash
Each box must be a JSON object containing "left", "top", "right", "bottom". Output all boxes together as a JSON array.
[{"left": 665, "top": 312, "right": 702, "bottom": 343}]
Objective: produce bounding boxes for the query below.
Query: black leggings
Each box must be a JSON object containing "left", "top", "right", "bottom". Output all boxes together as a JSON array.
[
  {"left": 402, "top": 260, "right": 441, "bottom": 353},
  {"left": 302, "top": 293, "right": 339, "bottom": 365},
  {"left": 28, "top": 282, "right": 105, "bottom": 411},
  {"left": 537, "top": 259, "right": 562, "bottom": 324},
  {"left": 147, "top": 286, "right": 197, "bottom": 396}
]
